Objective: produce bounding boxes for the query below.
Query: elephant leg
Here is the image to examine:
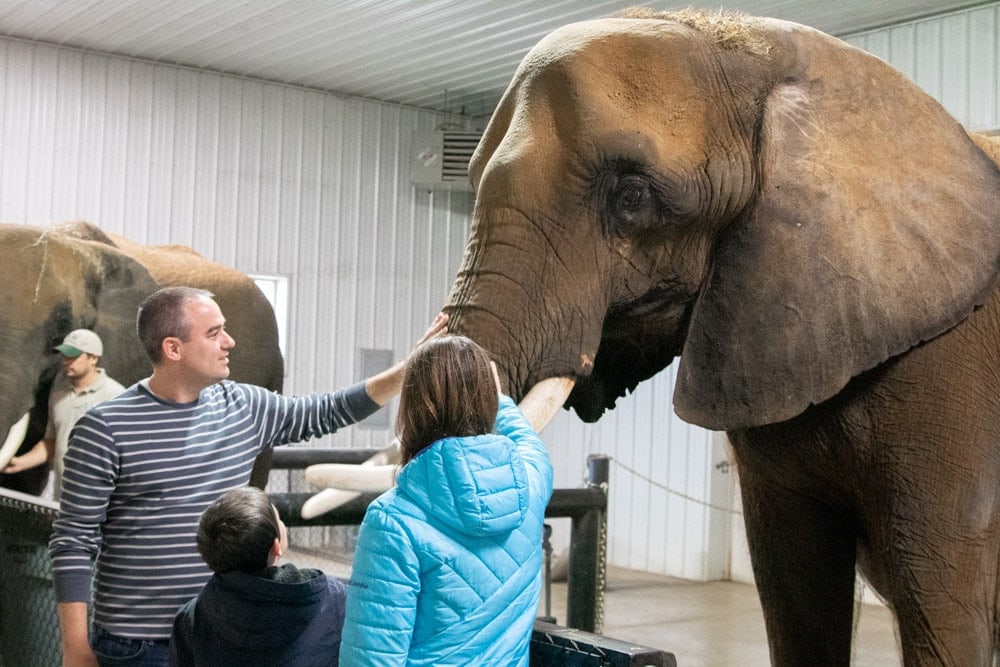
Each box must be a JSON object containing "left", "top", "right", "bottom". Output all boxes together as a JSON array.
[
  {"left": 889, "top": 567, "right": 996, "bottom": 666},
  {"left": 740, "top": 482, "right": 857, "bottom": 666},
  {"left": 870, "top": 503, "right": 999, "bottom": 665}
]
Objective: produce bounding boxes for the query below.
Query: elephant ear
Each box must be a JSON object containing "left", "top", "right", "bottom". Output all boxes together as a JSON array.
[{"left": 674, "top": 24, "right": 1000, "bottom": 431}]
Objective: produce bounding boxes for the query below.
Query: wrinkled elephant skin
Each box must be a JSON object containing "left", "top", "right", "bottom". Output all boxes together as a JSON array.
[
  {"left": 0, "top": 222, "right": 283, "bottom": 491},
  {"left": 445, "top": 10, "right": 1000, "bottom": 665}
]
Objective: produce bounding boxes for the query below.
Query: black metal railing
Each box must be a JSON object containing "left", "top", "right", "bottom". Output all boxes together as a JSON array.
[{"left": 0, "top": 488, "right": 60, "bottom": 667}]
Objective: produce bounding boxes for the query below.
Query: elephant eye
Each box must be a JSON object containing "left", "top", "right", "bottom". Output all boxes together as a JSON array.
[
  {"left": 606, "top": 174, "right": 657, "bottom": 236},
  {"left": 614, "top": 178, "right": 650, "bottom": 216}
]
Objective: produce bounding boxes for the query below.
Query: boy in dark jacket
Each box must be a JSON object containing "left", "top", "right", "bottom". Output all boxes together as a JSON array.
[{"left": 170, "top": 486, "right": 346, "bottom": 666}]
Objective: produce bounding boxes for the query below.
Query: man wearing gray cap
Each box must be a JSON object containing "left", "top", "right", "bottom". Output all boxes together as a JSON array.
[{"left": 3, "top": 329, "right": 124, "bottom": 500}]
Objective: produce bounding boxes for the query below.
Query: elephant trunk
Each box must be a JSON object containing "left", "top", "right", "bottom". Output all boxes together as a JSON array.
[{"left": 445, "top": 206, "right": 607, "bottom": 403}]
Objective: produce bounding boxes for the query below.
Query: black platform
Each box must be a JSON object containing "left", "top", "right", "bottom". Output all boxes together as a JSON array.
[{"left": 530, "top": 620, "right": 677, "bottom": 666}]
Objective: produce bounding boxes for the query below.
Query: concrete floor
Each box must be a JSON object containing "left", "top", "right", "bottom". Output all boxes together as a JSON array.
[
  {"left": 288, "top": 546, "right": 902, "bottom": 666},
  {"left": 544, "top": 565, "right": 902, "bottom": 666}
]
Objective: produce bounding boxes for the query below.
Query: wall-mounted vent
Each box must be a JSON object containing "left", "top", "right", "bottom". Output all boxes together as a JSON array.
[{"left": 410, "top": 130, "right": 482, "bottom": 191}]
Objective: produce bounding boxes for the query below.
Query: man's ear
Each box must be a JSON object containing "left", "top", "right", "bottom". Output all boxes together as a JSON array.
[{"left": 161, "top": 337, "right": 183, "bottom": 362}]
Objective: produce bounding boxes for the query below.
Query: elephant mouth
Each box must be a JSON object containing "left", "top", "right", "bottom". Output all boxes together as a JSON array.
[{"left": 563, "top": 295, "right": 692, "bottom": 422}]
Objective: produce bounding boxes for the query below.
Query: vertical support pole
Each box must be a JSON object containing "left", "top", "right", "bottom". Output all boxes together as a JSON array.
[
  {"left": 538, "top": 523, "right": 556, "bottom": 624},
  {"left": 566, "top": 454, "right": 609, "bottom": 633}
]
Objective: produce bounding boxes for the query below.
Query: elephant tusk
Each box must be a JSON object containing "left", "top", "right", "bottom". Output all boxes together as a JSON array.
[
  {"left": 300, "top": 440, "right": 401, "bottom": 519},
  {"left": 300, "top": 377, "right": 574, "bottom": 519},
  {"left": 517, "top": 376, "right": 575, "bottom": 433},
  {"left": 299, "top": 488, "right": 364, "bottom": 521},
  {"left": 305, "top": 464, "right": 397, "bottom": 493},
  {"left": 0, "top": 412, "right": 30, "bottom": 470}
]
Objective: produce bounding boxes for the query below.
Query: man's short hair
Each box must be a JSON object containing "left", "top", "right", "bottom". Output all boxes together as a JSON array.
[
  {"left": 196, "top": 486, "right": 280, "bottom": 574},
  {"left": 136, "top": 286, "right": 214, "bottom": 364}
]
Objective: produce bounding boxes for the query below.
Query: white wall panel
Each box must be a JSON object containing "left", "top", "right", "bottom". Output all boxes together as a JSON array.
[
  {"left": 845, "top": 3, "right": 1000, "bottom": 131},
  {"left": 541, "top": 366, "right": 732, "bottom": 582},
  {"left": 0, "top": 36, "right": 471, "bottom": 452}
]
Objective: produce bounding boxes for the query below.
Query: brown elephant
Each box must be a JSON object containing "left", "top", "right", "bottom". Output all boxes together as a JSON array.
[
  {"left": 444, "top": 9, "right": 1000, "bottom": 666},
  {"left": 0, "top": 221, "right": 283, "bottom": 491}
]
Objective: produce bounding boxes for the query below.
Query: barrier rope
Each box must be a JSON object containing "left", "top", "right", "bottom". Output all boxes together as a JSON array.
[{"left": 605, "top": 455, "right": 744, "bottom": 516}]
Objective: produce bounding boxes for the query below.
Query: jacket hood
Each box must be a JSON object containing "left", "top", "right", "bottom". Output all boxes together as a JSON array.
[
  {"left": 396, "top": 433, "right": 530, "bottom": 537},
  {"left": 200, "top": 565, "right": 326, "bottom": 652}
]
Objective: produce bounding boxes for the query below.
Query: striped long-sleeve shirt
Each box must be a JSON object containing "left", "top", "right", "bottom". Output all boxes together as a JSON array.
[{"left": 49, "top": 378, "right": 378, "bottom": 640}]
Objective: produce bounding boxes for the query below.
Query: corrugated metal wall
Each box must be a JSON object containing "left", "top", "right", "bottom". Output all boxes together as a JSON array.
[
  {"left": 0, "top": 0, "right": 996, "bottom": 583},
  {"left": 0, "top": 36, "right": 474, "bottom": 454},
  {"left": 845, "top": 3, "right": 999, "bottom": 132}
]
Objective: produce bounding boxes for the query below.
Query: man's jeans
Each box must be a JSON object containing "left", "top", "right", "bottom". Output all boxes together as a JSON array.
[{"left": 91, "top": 626, "right": 170, "bottom": 667}]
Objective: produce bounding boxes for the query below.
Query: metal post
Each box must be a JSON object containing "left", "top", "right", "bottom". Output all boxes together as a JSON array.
[
  {"left": 538, "top": 523, "right": 556, "bottom": 624},
  {"left": 566, "top": 454, "right": 609, "bottom": 633}
]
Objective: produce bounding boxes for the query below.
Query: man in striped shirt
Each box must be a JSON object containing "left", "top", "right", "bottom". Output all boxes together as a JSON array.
[{"left": 49, "top": 286, "right": 447, "bottom": 667}]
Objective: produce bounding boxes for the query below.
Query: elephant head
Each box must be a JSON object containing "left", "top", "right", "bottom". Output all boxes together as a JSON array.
[
  {"left": 445, "top": 10, "right": 1000, "bottom": 431},
  {"left": 0, "top": 224, "right": 158, "bottom": 490},
  {"left": 0, "top": 222, "right": 284, "bottom": 490}
]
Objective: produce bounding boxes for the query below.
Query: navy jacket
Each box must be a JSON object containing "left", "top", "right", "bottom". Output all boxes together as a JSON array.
[{"left": 170, "top": 563, "right": 346, "bottom": 666}]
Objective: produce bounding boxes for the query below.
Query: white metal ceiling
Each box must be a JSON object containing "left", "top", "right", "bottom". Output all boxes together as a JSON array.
[{"left": 0, "top": 0, "right": 986, "bottom": 119}]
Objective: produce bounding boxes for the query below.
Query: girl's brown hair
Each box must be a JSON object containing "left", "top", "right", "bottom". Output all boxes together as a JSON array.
[{"left": 396, "top": 335, "right": 499, "bottom": 465}]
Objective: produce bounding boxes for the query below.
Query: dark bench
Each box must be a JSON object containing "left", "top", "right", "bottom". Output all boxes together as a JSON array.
[{"left": 531, "top": 620, "right": 677, "bottom": 666}]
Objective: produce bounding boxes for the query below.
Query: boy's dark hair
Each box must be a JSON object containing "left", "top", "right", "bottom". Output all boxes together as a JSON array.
[
  {"left": 396, "top": 335, "right": 499, "bottom": 465},
  {"left": 196, "top": 486, "right": 279, "bottom": 574}
]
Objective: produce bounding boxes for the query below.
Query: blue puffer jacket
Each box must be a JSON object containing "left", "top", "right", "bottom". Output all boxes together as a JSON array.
[{"left": 339, "top": 395, "right": 553, "bottom": 666}]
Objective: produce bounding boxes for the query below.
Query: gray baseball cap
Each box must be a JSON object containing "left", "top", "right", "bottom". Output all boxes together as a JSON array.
[{"left": 54, "top": 329, "right": 103, "bottom": 357}]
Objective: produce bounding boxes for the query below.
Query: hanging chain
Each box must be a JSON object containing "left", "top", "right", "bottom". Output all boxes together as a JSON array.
[
  {"left": 594, "top": 481, "right": 608, "bottom": 635},
  {"left": 605, "top": 456, "right": 743, "bottom": 516}
]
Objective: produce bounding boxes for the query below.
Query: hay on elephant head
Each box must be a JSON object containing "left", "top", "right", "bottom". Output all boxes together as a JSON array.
[{"left": 617, "top": 6, "right": 770, "bottom": 57}]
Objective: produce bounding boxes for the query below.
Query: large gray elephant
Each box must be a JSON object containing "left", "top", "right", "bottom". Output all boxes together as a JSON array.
[
  {"left": 0, "top": 221, "right": 283, "bottom": 492},
  {"left": 444, "top": 9, "right": 1000, "bottom": 666}
]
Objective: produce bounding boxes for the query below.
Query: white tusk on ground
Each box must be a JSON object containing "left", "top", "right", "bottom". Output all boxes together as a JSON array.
[
  {"left": 0, "top": 412, "right": 30, "bottom": 470},
  {"left": 300, "top": 376, "right": 575, "bottom": 519},
  {"left": 300, "top": 440, "right": 400, "bottom": 519}
]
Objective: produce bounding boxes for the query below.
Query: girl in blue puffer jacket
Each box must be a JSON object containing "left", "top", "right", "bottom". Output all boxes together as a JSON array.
[{"left": 339, "top": 335, "right": 554, "bottom": 666}]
